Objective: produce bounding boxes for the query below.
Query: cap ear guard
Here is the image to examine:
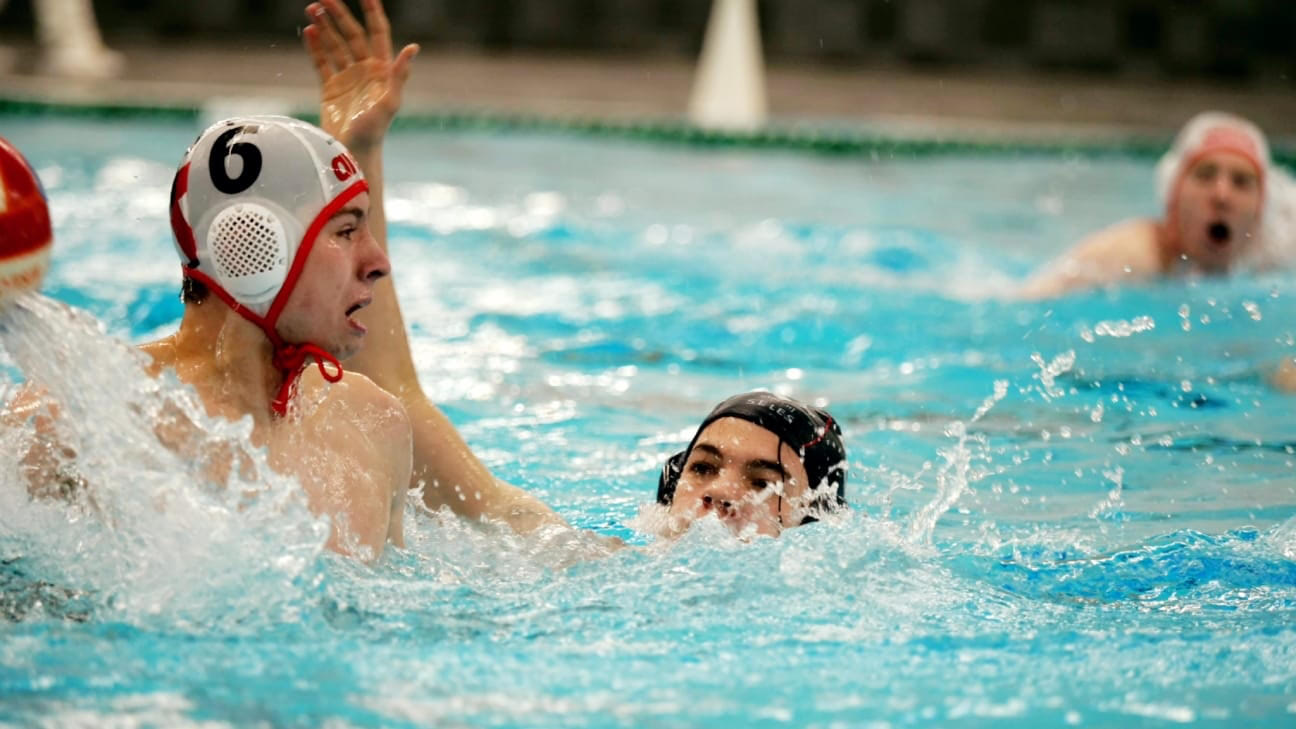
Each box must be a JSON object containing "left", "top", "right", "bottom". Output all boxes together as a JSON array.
[
  {"left": 657, "top": 450, "right": 688, "bottom": 505},
  {"left": 206, "top": 202, "right": 291, "bottom": 308}
]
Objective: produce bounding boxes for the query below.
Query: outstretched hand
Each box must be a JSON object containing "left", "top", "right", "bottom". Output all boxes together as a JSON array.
[{"left": 304, "top": 0, "right": 418, "bottom": 152}]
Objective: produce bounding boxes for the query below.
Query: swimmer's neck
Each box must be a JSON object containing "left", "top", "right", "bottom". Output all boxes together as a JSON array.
[
  {"left": 1154, "top": 220, "right": 1234, "bottom": 275},
  {"left": 139, "top": 300, "right": 283, "bottom": 422},
  {"left": 1153, "top": 220, "right": 1183, "bottom": 272}
]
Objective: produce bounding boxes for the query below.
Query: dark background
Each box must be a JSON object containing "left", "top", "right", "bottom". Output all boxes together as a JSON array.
[{"left": 2, "top": 0, "right": 1293, "bottom": 82}]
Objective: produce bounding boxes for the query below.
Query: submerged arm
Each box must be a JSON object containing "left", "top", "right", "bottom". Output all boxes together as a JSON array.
[
  {"left": 304, "top": 0, "right": 568, "bottom": 533},
  {"left": 2, "top": 385, "right": 86, "bottom": 501}
]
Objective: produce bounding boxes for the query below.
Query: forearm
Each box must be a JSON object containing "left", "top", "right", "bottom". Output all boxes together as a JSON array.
[
  {"left": 338, "top": 143, "right": 419, "bottom": 390},
  {"left": 3, "top": 385, "right": 86, "bottom": 500},
  {"left": 406, "top": 397, "right": 569, "bottom": 532},
  {"left": 346, "top": 145, "right": 567, "bottom": 533}
]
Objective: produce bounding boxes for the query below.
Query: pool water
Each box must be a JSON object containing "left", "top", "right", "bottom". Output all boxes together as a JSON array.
[{"left": 1, "top": 117, "right": 1295, "bottom": 727}]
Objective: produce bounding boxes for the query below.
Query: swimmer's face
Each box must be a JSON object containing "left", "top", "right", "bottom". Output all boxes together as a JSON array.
[
  {"left": 668, "top": 417, "right": 812, "bottom": 538},
  {"left": 276, "top": 192, "right": 389, "bottom": 359},
  {"left": 1173, "top": 150, "right": 1262, "bottom": 272}
]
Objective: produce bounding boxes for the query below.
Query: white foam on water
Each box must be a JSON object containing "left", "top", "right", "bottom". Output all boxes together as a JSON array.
[{"left": 1269, "top": 515, "right": 1296, "bottom": 561}]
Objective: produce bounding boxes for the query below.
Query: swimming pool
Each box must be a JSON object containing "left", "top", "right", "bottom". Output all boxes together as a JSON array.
[{"left": 2, "top": 115, "right": 1295, "bottom": 727}]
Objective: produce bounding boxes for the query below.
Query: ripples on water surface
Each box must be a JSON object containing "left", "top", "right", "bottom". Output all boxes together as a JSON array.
[{"left": 1, "top": 118, "right": 1294, "bottom": 727}]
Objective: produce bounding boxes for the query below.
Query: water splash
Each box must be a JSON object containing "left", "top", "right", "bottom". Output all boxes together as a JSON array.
[
  {"left": 1029, "top": 350, "right": 1075, "bottom": 401},
  {"left": 1087, "top": 466, "right": 1125, "bottom": 520},
  {"left": 0, "top": 295, "right": 327, "bottom": 630},
  {"left": 1079, "top": 315, "right": 1156, "bottom": 342},
  {"left": 906, "top": 380, "right": 1009, "bottom": 545}
]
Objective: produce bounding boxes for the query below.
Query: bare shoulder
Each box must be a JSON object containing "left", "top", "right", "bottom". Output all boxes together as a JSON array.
[
  {"left": 1019, "top": 218, "right": 1161, "bottom": 299},
  {"left": 307, "top": 368, "right": 410, "bottom": 436},
  {"left": 1079, "top": 219, "right": 1161, "bottom": 264}
]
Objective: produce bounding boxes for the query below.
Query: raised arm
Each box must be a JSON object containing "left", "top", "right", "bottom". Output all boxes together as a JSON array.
[{"left": 303, "top": 0, "right": 569, "bottom": 533}]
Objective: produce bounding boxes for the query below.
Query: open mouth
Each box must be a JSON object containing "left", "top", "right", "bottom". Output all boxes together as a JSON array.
[
  {"left": 1207, "top": 222, "right": 1231, "bottom": 246},
  {"left": 345, "top": 300, "right": 370, "bottom": 332}
]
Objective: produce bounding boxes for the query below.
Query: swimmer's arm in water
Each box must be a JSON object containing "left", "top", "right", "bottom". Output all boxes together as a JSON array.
[
  {"left": 303, "top": 0, "right": 570, "bottom": 534},
  {"left": 1017, "top": 219, "right": 1164, "bottom": 299},
  {"left": 1, "top": 385, "right": 87, "bottom": 500}
]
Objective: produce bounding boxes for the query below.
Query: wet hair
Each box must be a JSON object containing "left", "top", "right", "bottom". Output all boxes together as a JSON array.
[
  {"left": 180, "top": 276, "right": 210, "bottom": 305},
  {"left": 657, "top": 391, "right": 847, "bottom": 522}
]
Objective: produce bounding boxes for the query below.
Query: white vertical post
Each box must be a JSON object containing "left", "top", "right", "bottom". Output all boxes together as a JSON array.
[
  {"left": 34, "top": 0, "right": 123, "bottom": 78},
  {"left": 688, "top": 0, "right": 768, "bottom": 132}
]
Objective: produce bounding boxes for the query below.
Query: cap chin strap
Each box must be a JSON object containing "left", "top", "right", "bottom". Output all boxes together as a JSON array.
[
  {"left": 270, "top": 341, "right": 343, "bottom": 416},
  {"left": 183, "top": 267, "right": 343, "bottom": 418}
]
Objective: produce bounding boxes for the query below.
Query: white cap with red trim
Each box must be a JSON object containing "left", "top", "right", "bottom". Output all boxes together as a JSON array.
[
  {"left": 1155, "top": 111, "right": 1270, "bottom": 211},
  {"left": 170, "top": 115, "right": 366, "bottom": 318},
  {"left": 1153, "top": 111, "right": 1296, "bottom": 270}
]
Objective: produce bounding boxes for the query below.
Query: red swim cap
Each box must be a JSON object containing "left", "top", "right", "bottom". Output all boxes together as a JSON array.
[{"left": 0, "top": 136, "right": 53, "bottom": 306}]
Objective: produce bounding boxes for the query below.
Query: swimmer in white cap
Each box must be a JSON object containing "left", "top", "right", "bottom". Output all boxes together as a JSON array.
[
  {"left": 134, "top": 114, "right": 414, "bottom": 559},
  {"left": 3, "top": 118, "right": 412, "bottom": 561},
  {"left": 300, "top": 0, "right": 574, "bottom": 535},
  {"left": 1020, "top": 112, "right": 1293, "bottom": 298}
]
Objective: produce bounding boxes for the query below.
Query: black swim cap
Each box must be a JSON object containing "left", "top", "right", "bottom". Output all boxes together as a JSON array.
[{"left": 656, "top": 391, "right": 847, "bottom": 516}]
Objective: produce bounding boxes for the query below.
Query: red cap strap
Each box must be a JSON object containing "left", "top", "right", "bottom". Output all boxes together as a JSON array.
[
  {"left": 271, "top": 342, "right": 344, "bottom": 417},
  {"left": 800, "top": 414, "right": 835, "bottom": 452}
]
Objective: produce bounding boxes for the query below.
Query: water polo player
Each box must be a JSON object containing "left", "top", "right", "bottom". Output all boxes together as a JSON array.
[
  {"left": 656, "top": 392, "right": 847, "bottom": 538},
  {"left": 1021, "top": 111, "right": 1294, "bottom": 298},
  {"left": 144, "top": 115, "right": 412, "bottom": 559}
]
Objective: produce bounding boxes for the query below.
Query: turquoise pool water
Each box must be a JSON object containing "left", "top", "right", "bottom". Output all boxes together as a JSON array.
[{"left": 1, "top": 117, "right": 1295, "bottom": 727}]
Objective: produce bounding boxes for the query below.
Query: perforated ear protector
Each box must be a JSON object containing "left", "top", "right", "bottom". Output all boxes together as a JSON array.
[{"left": 206, "top": 202, "right": 291, "bottom": 307}]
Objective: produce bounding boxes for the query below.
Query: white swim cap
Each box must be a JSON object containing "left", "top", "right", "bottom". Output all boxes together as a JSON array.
[
  {"left": 169, "top": 116, "right": 368, "bottom": 416},
  {"left": 1155, "top": 111, "right": 1269, "bottom": 212},
  {"left": 1152, "top": 111, "right": 1296, "bottom": 270},
  {"left": 170, "top": 115, "right": 366, "bottom": 318}
]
